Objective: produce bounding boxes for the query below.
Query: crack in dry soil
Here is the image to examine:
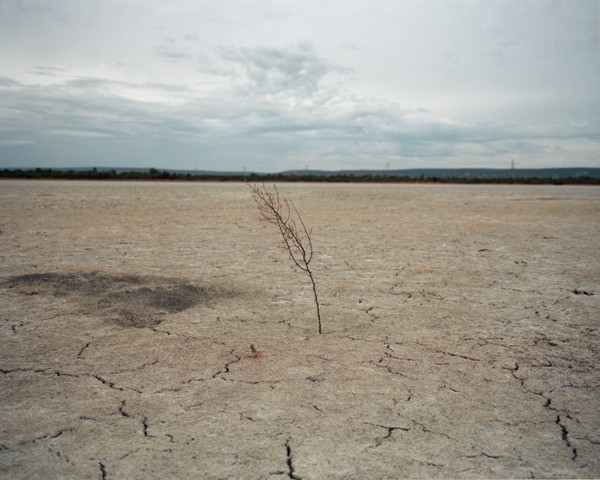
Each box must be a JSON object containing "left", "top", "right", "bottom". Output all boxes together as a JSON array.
[
  {"left": 212, "top": 352, "right": 243, "bottom": 381},
  {"left": 1, "top": 366, "right": 145, "bottom": 395},
  {"left": 364, "top": 422, "right": 411, "bottom": 450},
  {"left": 99, "top": 461, "right": 107, "bottom": 480},
  {"left": 17, "top": 427, "right": 75, "bottom": 446},
  {"left": 507, "top": 362, "right": 583, "bottom": 462},
  {"left": 285, "top": 437, "right": 302, "bottom": 480}
]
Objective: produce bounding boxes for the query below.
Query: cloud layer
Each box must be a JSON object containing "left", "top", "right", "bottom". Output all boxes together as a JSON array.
[{"left": 1, "top": 0, "right": 599, "bottom": 171}]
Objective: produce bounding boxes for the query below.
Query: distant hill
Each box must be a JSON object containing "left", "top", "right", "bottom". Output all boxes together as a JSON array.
[
  {"left": 2, "top": 166, "right": 599, "bottom": 182},
  {"left": 278, "top": 167, "right": 600, "bottom": 179},
  {"left": 63, "top": 166, "right": 600, "bottom": 179}
]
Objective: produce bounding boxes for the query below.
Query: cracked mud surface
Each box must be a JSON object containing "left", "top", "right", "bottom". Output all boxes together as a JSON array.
[{"left": 1, "top": 180, "right": 599, "bottom": 479}]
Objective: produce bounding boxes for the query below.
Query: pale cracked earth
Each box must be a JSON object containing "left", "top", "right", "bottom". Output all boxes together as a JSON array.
[{"left": 1, "top": 180, "right": 599, "bottom": 479}]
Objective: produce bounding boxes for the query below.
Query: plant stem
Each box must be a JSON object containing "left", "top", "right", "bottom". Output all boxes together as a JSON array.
[{"left": 307, "top": 269, "right": 321, "bottom": 334}]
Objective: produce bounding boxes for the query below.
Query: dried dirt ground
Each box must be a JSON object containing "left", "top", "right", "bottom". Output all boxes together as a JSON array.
[{"left": 0, "top": 180, "right": 599, "bottom": 479}]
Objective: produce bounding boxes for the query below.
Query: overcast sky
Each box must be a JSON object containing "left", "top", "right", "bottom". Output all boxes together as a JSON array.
[{"left": 1, "top": 0, "right": 599, "bottom": 172}]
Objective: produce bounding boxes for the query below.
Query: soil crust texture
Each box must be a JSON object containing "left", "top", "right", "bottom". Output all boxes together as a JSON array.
[{"left": 1, "top": 180, "right": 599, "bottom": 479}]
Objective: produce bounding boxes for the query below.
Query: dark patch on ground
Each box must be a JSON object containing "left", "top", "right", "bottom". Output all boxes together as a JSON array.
[{"left": 2, "top": 272, "right": 215, "bottom": 328}]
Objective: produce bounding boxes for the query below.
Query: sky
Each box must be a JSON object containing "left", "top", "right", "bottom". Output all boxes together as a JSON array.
[{"left": 1, "top": 0, "right": 599, "bottom": 172}]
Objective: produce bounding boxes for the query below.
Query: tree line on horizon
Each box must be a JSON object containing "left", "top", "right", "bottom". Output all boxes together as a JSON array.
[{"left": 1, "top": 167, "right": 598, "bottom": 185}]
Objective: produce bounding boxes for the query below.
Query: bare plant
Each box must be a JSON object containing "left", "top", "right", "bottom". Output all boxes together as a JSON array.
[{"left": 248, "top": 183, "right": 322, "bottom": 334}]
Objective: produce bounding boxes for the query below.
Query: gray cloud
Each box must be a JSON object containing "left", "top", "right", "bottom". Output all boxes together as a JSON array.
[
  {"left": 1, "top": 65, "right": 598, "bottom": 171},
  {"left": 1, "top": 0, "right": 599, "bottom": 171},
  {"left": 221, "top": 43, "right": 343, "bottom": 98},
  {"left": 156, "top": 37, "right": 195, "bottom": 62}
]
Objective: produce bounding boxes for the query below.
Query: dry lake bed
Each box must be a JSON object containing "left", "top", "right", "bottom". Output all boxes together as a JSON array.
[{"left": 1, "top": 180, "right": 599, "bottom": 479}]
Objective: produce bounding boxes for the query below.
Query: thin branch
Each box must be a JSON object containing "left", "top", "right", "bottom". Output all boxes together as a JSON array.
[{"left": 248, "top": 183, "right": 322, "bottom": 334}]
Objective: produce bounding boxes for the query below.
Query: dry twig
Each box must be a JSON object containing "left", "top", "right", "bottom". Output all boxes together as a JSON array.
[{"left": 248, "top": 183, "right": 322, "bottom": 334}]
